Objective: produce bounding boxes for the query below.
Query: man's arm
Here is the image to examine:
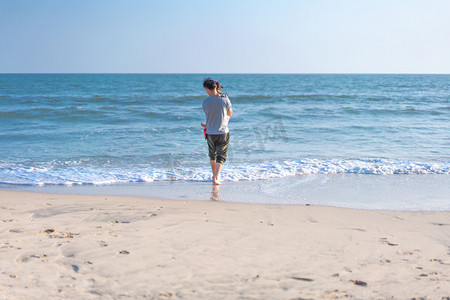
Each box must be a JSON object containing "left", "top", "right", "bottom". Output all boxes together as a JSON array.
[{"left": 226, "top": 97, "right": 232, "bottom": 117}]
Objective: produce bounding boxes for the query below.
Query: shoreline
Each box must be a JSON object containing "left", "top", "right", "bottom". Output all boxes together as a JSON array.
[
  {"left": 3, "top": 173, "right": 450, "bottom": 211},
  {"left": 1, "top": 189, "right": 449, "bottom": 299}
]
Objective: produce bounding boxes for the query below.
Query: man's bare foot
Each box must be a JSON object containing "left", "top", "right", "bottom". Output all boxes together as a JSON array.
[{"left": 213, "top": 179, "right": 221, "bottom": 185}]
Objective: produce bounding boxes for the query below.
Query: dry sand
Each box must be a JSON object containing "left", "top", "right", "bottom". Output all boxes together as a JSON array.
[{"left": 0, "top": 189, "right": 449, "bottom": 299}]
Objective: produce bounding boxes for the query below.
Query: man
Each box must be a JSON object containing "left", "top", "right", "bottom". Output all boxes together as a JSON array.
[{"left": 201, "top": 78, "right": 233, "bottom": 185}]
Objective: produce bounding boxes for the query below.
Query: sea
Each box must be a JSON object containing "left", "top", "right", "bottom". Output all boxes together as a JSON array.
[{"left": 1, "top": 74, "right": 449, "bottom": 210}]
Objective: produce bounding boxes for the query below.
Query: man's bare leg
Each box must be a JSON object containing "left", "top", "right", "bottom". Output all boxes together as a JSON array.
[
  {"left": 210, "top": 160, "right": 216, "bottom": 179},
  {"left": 213, "top": 162, "right": 223, "bottom": 185}
]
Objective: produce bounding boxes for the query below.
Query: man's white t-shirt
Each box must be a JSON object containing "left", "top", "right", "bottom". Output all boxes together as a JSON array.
[{"left": 202, "top": 95, "right": 232, "bottom": 135}]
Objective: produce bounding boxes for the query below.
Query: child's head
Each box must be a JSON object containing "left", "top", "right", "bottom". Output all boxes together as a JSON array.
[{"left": 203, "top": 77, "right": 223, "bottom": 92}]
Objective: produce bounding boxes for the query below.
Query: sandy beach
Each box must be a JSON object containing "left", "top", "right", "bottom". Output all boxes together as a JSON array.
[{"left": 1, "top": 189, "right": 449, "bottom": 299}]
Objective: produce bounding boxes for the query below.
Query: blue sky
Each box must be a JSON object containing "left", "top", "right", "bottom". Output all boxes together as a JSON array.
[{"left": 1, "top": 0, "right": 449, "bottom": 73}]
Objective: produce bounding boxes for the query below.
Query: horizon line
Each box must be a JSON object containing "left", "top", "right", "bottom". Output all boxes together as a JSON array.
[{"left": 1, "top": 72, "right": 449, "bottom": 75}]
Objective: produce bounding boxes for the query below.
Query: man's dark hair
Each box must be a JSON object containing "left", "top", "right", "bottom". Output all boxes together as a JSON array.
[{"left": 203, "top": 78, "right": 223, "bottom": 91}]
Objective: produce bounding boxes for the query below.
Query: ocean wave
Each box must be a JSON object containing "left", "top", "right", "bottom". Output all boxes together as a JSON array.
[
  {"left": 229, "top": 93, "right": 356, "bottom": 103},
  {"left": 0, "top": 159, "right": 448, "bottom": 186}
]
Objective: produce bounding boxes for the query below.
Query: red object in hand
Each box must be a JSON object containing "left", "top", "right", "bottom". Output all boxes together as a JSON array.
[{"left": 203, "top": 127, "right": 207, "bottom": 140}]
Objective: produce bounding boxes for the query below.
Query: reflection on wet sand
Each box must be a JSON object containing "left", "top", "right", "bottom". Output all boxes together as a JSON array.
[{"left": 210, "top": 185, "right": 222, "bottom": 201}]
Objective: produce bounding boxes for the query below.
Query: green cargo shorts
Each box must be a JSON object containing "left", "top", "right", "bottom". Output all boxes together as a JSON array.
[{"left": 206, "top": 132, "right": 230, "bottom": 164}]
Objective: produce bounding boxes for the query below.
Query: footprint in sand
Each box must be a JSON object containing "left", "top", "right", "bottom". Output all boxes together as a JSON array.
[
  {"left": 290, "top": 276, "right": 314, "bottom": 282},
  {"left": 431, "top": 222, "right": 450, "bottom": 227},
  {"left": 325, "top": 290, "right": 351, "bottom": 298},
  {"left": 97, "top": 241, "right": 108, "bottom": 247},
  {"left": 14, "top": 254, "right": 47, "bottom": 263},
  {"left": 379, "top": 237, "right": 398, "bottom": 246},
  {"left": 415, "top": 271, "right": 442, "bottom": 281},
  {"left": 350, "top": 280, "right": 367, "bottom": 287},
  {"left": 72, "top": 265, "right": 79, "bottom": 273},
  {"left": 430, "top": 258, "right": 449, "bottom": 265}
]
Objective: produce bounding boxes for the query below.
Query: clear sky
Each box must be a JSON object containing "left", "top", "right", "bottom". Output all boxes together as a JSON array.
[{"left": 1, "top": 0, "right": 449, "bottom": 73}]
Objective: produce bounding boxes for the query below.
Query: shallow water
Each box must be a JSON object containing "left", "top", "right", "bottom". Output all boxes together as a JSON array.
[{"left": 10, "top": 173, "right": 450, "bottom": 211}]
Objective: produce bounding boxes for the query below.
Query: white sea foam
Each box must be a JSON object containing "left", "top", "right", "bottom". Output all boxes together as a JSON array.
[{"left": 0, "top": 159, "right": 449, "bottom": 186}]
